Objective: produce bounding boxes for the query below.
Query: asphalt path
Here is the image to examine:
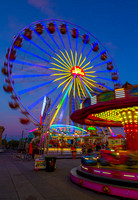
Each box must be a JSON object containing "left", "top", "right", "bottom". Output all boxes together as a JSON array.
[{"left": 0, "top": 151, "right": 119, "bottom": 200}]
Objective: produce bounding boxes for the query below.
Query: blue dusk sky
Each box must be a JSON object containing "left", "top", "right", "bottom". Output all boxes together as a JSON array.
[{"left": 0, "top": 0, "right": 138, "bottom": 140}]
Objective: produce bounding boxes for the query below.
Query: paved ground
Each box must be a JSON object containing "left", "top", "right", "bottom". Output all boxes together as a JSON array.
[{"left": 0, "top": 151, "right": 119, "bottom": 200}]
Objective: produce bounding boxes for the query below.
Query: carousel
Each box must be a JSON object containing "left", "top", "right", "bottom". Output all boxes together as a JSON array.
[{"left": 70, "top": 83, "right": 138, "bottom": 199}]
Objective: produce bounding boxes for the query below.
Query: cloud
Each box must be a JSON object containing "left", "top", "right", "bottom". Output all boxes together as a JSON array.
[{"left": 28, "top": 0, "right": 55, "bottom": 17}]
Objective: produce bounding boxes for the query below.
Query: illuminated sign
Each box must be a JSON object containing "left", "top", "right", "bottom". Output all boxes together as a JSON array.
[{"left": 71, "top": 66, "right": 85, "bottom": 77}]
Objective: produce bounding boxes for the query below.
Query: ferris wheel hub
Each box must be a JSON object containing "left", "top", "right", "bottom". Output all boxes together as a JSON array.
[{"left": 71, "top": 66, "right": 85, "bottom": 77}]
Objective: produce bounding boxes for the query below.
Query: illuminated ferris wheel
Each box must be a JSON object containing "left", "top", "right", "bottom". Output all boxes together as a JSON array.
[{"left": 2, "top": 19, "right": 121, "bottom": 126}]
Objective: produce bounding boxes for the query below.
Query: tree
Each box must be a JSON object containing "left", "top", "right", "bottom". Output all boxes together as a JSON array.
[
  {"left": 8, "top": 139, "right": 19, "bottom": 148},
  {"left": 1, "top": 138, "right": 7, "bottom": 146}
]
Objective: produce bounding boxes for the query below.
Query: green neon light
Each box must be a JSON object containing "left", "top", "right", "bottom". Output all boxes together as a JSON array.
[
  {"left": 51, "top": 124, "right": 87, "bottom": 132},
  {"left": 88, "top": 127, "right": 96, "bottom": 131}
]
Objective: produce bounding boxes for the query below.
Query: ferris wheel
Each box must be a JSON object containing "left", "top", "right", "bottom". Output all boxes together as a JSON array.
[{"left": 2, "top": 19, "right": 121, "bottom": 126}]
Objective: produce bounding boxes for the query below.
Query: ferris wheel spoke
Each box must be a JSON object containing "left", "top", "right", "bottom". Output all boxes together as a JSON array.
[
  {"left": 76, "top": 37, "right": 89, "bottom": 67},
  {"left": 95, "top": 76, "right": 116, "bottom": 82},
  {"left": 51, "top": 72, "right": 71, "bottom": 76},
  {"left": 77, "top": 53, "right": 82, "bottom": 66},
  {"left": 15, "top": 47, "right": 50, "bottom": 62},
  {"left": 50, "top": 79, "right": 72, "bottom": 116},
  {"left": 92, "top": 59, "right": 112, "bottom": 69},
  {"left": 60, "top": 94, "right": 69, "bottom": 122},
  {"left": 68, "top": 82, "right": 73, "bottom": 96},
  {"left": 81, "top": 75, "right": 96, "bottom": 83},
  {"left": 54, "top": 21, "right": 74, "bottom": 67},
  {"left": 83, "top": 44, "right": 106, "bottom": 70},
  {"left": 61, "top": 77, "right": 72, "bottom": 92},
  {"left": 50, "top": 62, "right": 70, "bottom": 72},
  {"left": 76, "top": 78, "right": 81, "bottom": 98},
  {"left": 84, "top": 74, "right": 97, "bottom": 78},
  {"left": 66, "top": 23, "right": 72, "bottom": 49},
  {"left": 82, "top": 50, "right": 107, "bottom": 70},
  {"left": 56, "top": 76, "right": 72, "bottom": 89},
  {"left": 51, "top": 56, "right": 70, "bottom": 70},
  {"left": 79, "top": 77, "right": 92, "bottom": 98},
  {"left": 50, "top": 78, "right": 72, "bottom": 113},
  {"left": 59, "top": 26, "right": 74, "bottom": 75},
  {"left": 76, "top": 29, "right": 79, "bottom": 52},
  {"left": 62, "top": 50, "right": 73, "bottom": 68},
  {"left": 90, "top": 50, "right": 106, "bottom": 63},
  {"left": 54, "top": 21, "right": 66, "bottom": 49},
  {"left": 80, "top": 76, "right": 96, "bottom": 96},
  {"left": 71, "top": 96, "right": 75, "bottom": 126},
  {"left": 79, "top": 57, "right": 86, "bottom": 67},
  {"left": 10, "top": 60, "right": 50, "bottom": 69},
  {"left": 73, "top": 78, "right": 76, "bottom": 98},
  {"left": 82, "top": 77, "right": 97, "bottom": 87},
  {"left": 12, "top": 74, "right": 51, "bottom": 79},
  {"left": 53, "top": 74, "right": 71, "bottom": 83},
  {"left": 51, "top": 90, "right": 63, "bottom": 110},
  {"left": 53, "top": 54, "right": 71, "bottom": 70},
  {"left": 75, "top": 51, "right": 77, "bottom": 67},
  {"left": 94, "top": 82, "right": 114, "bottom": 91},
  {"left": 81, "top": 34, "right": 89, "bottom": 55},
  {"left": 70, "top": 50, "right": 75, "bottom": 66},
  {"left": 76, "top": 78, "right": 86, "bottom": 98},
  {"left": 28, "top": 85, "right": 59, "bottom": 110},
  {"left": 18, "top": 80, "right": 53, "bottom": 95},
  {"left": 81, "top": 76, "right": 101, "bottom": 93},
  {"left": 86, "top": 42, "right": 98, "bottom": 58},
  {"left": 22, "top": 35, "right": 52, "bottom": 57},
  {"left": 86, "top": 70, "right": 115, "bottom": 74},
  {"left": 50, "top": 88, "right": 69, "bottom": 121},
  {"left": 50, "top": 66, "right": 70, "bottom": 73},
  {"left": 76, "top": 80, "right": 82, "bottom": 99},
  {"left": 30, "top": 26, "right": 57, "bottom": 53},
  {"left": 50, "top": 76, "right": 75, "bottom": 126},
  {"left": 42, "top": 22, "right": 61, "bottom": 51},
  {"left": 82, "top": 61, "right": 91, "bottom": 70}
]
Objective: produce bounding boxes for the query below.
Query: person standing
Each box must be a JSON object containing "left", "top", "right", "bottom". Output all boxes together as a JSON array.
[
  {"left": 25, "top": 142, "right": 29, "bottom": 154},
  {"left": 29, "top": 142, "right": 33, "bottom": 158}
]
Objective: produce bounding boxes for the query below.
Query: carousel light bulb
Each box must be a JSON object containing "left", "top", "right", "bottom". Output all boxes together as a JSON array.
[{"left": 128, "top": 116, "right": 132, "bottom": 118}]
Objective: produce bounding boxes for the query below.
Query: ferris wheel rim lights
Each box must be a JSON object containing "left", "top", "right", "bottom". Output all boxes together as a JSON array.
[{"left": 4, "top": 19, "right": 121, "bottom": 126}]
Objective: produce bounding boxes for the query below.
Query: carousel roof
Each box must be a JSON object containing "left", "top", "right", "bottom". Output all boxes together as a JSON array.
[{"left": 70, "top": 84, "right": 138, "bottom": 127}]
